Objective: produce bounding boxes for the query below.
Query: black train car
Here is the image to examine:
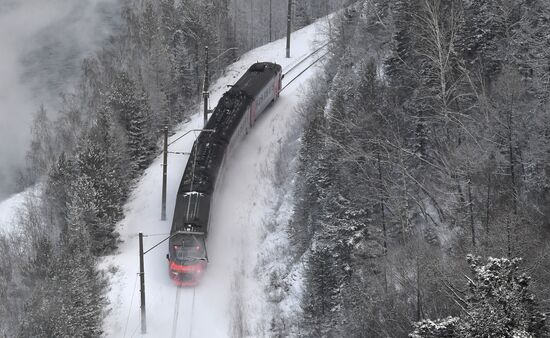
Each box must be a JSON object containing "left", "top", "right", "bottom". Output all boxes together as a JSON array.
[{"left": 168, "top": 62, "right": 282, "bottom": 286}]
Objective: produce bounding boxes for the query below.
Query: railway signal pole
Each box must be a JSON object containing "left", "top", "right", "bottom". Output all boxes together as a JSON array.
[
  {"left": 203, "top": 46, "right": 210, "bottom": 128},
  {"left": 138, "top": 231, "right": 181, "bottom": 334},
  {"left": 139, "top": 232, "right": 146, "bottom": 334},
  {"left": 286, "top": 0, "right": 292, "bottom": 58},
  {"left": 161, "top": 126, "right": 168, "bottom": 221}
]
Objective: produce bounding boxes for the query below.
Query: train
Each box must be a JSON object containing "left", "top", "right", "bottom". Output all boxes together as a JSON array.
[{"left": 167, "top": 62, "right": 283, "bottom": 286}]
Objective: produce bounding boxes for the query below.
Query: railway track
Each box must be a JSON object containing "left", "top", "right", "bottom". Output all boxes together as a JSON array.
[
  {"left": 167, "top": 45, "right": 330, "bottom": 337},
  {"left": 164, "top": 41, "right": 330, "bottom": 338},
  {"left": 171, "top": 286, "right": 182, "bottom": 338},
  {"left": 171, "top": 286, "right": 197, "bottom": 338},
  {"left": 281, "top": 49, "right": 330, "bottom": 92},
  {"left": 283, "top": 42, "right": 329, "bottom": 79}
]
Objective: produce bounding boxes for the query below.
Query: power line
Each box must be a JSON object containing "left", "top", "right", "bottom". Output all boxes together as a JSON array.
[
  {"left": 283, "top": 42, "right": 329, "bottom": 77},
  {"left": 123, "top": 273, "right": 139, "bottom": 338},
  {"left": 282, "top": 51, "right": 329, "bottom": 92}
]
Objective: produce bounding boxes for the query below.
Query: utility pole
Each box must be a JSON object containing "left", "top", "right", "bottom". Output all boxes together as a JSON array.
[
  {"left": 161, "top": 126, "right": 168, "bottom": 221},
  {"left": 139, "top": 232, "right": 147, "bottom": 334},
  {"left": 286, "top": 0, "right": 292, "bottom": 58},
  {"left": 269, "top": 0, "right": 272, "bottom": 42},
  {"left": 203, "top": 46, "right": 209, "bottom": 128}
]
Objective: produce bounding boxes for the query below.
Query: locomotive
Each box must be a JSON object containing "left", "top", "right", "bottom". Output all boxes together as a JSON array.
[{"left": 167, "top": 62, "right": 283, "bottom": 286}]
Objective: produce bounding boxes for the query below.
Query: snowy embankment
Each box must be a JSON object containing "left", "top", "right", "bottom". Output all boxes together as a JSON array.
[
  {"left": 0, "top": 188, "right": 37, "bottom": 235},
  {"left": 102, "top": 19, "right": 328, "bottom": 337}
]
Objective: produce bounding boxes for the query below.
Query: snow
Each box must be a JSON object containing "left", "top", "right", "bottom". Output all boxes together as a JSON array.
[
  {"left": 102, "top": 18, "right": 329, "bottom": 337},
  {"left": 0, "top": 188, "right": 36, "bottom": 235}
]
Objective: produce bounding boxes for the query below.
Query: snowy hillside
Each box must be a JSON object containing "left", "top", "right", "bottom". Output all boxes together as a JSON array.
[
  {"left": 0, "top": 188, "right": 36, "bottom": 234},
  {"left": 102, "top": 18, "right": 328, "bottom": 337}
]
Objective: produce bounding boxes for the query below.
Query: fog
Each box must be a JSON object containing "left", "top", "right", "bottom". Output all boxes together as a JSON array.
[{"left": 0, "top": 0, "right": 120, "bottom": 200}]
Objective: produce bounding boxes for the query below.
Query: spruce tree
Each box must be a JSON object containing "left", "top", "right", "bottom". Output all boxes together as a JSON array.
[
  {"left": 107, "top": 71, "right": 156, "bottom": 175},
  {"left": 301, "top": 248, "right": 341, "bottom": 337}
]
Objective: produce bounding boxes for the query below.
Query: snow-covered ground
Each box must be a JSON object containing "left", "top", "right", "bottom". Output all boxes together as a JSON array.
[
  {"left": 0, "top": 188, "right": 37, "bottom": 235},
  {"left": 101, "top": 19, "right": 328, "bottom": 338}
]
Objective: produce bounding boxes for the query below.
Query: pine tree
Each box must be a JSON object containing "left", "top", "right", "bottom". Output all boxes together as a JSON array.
[
  {"left": 53, "top": 201, "right": 107, "bottom": 338},
  {"left": 44, "top": 153, "right": 73, "bottom": 232},
  {"left": 73, "top": 123, "right": 125, "bottom": 255},
  {"left": 127, "top": 85, "right": 155, "bottom": 171},
  {"left": 458, "top": 0, "right": 525, "bottom": 82},
  {"left": 107, "top": 71, "right": 156, "bottom": 174},
  {"left": 294, "top": 1, "right": 311, "bottom": 29},
  {"left": 25, "top": 105, "right": 56, "bottom": 184},
  {"left": 18, "top": 201, "right": 107, "bottom": 338},
  {"left": 301, "top": 247, "right": 342, "bottom": 337},
  {"left": 140, "top": 1, "right": 159, "bottom": 53}
]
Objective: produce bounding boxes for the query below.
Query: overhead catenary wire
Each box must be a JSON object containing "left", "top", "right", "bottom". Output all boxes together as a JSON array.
[
  {"left": 123, "top": 273, "right": 140, "bottom": 338},
  {"left": 167, "top": 129, "right": 216, "bottom": 149},
  {"left": 283, "top": 41, "right": 329, "bottom": 77},
  {"left": 130, "top": 323, "right": 140, "bottom": 338},
  {"left": 281, "top": 51, "right": 329, "bottom": 92}
]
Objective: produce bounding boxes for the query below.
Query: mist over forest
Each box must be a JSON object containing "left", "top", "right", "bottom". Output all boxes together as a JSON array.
[{"left": 0, "top": 0, "right": 121, "bottom": 200}]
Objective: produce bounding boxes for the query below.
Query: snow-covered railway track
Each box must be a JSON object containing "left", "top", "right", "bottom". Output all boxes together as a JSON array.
[
  {"left": 103, "top": 15, "right": 329, "bottom": 337},
  {"left": 282, "top": 50, "right": 329, "bottom": 92},
  {"left": 283, "top": 42, "right": 329, "bottom": 79},
  {"left": 171, "top": 287, "right": 197, "bottom": 338}
]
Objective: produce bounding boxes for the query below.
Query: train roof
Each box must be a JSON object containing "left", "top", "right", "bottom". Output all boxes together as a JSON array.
[
  {"left": 233, "top": 62, "right": 282, "bottom": 99},
  {"left": 173, "top": 62, "right": 282, "bottom": 234},
  {"left": 176, "top": 90, "right": 251, "bottom": 195},
  {"left": 171, "top": 192, "right": 210, "bottom": 234},
  {"left": 177, "top": 138, "right": 225, "bottom": 194},
  {"left": 206, "top": 89, "right": 252, "bottom": 143}
]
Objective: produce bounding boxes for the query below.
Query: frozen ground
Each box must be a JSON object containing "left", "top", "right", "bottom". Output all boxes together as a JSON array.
[{"left": 100, "top": 17, "right": 329, "bottom": 338}]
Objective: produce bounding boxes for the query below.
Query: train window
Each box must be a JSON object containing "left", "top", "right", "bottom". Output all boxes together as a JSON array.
[{"left": 171, "top": 234, "right": 206, "bottom": 264}]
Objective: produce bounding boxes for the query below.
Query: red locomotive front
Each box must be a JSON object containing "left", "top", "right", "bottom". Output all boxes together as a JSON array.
[{"left": 167, "top": 233, "right": 207, "bottom": 286}]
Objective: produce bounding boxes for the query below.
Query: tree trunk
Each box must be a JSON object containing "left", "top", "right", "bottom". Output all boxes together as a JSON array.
[
  {"left": 377, "top": 151, "right": 388, "bottom": 294},
  {"left": 468, "top": 174, "right": 476, "bottom": 249},
  {"left": 484, "top": 173, "right": 491, "bottom": 237}
]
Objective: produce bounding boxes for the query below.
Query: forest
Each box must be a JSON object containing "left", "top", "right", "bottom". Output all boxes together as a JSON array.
[
  {"left": 1, "top": 0, "right": 549, "bottom": 337},
  {"left": 288, "top": 0, "right": 550, "bottom": 337},
  {"left": 0, "top": 0, "right": 344, "bottom": 336}
]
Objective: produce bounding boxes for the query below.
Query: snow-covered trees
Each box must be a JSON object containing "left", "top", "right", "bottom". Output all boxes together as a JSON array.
[
  {"left": 24, "top": 106, "right": 56, "bottom": 184},
  {"left": 228, "top": 0, "right": 354, "bottom": 51},
  {"left": 18, "top": 204, "right": 108, "bottom": 338},
  {"left": 8, "top": 0, "right": 258, "bottom": 335},
  {"left": 302, "top": 248, "right": 342, "bottom": 337},
  {"left": 107, "top": 71, "right": 155, "bottom": 173},
  {"left": 291, "top": 0, "right": 550, "bottom": 335},
  {"left": 410, "top": 256, "right": 548, "bottom": 338}
]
